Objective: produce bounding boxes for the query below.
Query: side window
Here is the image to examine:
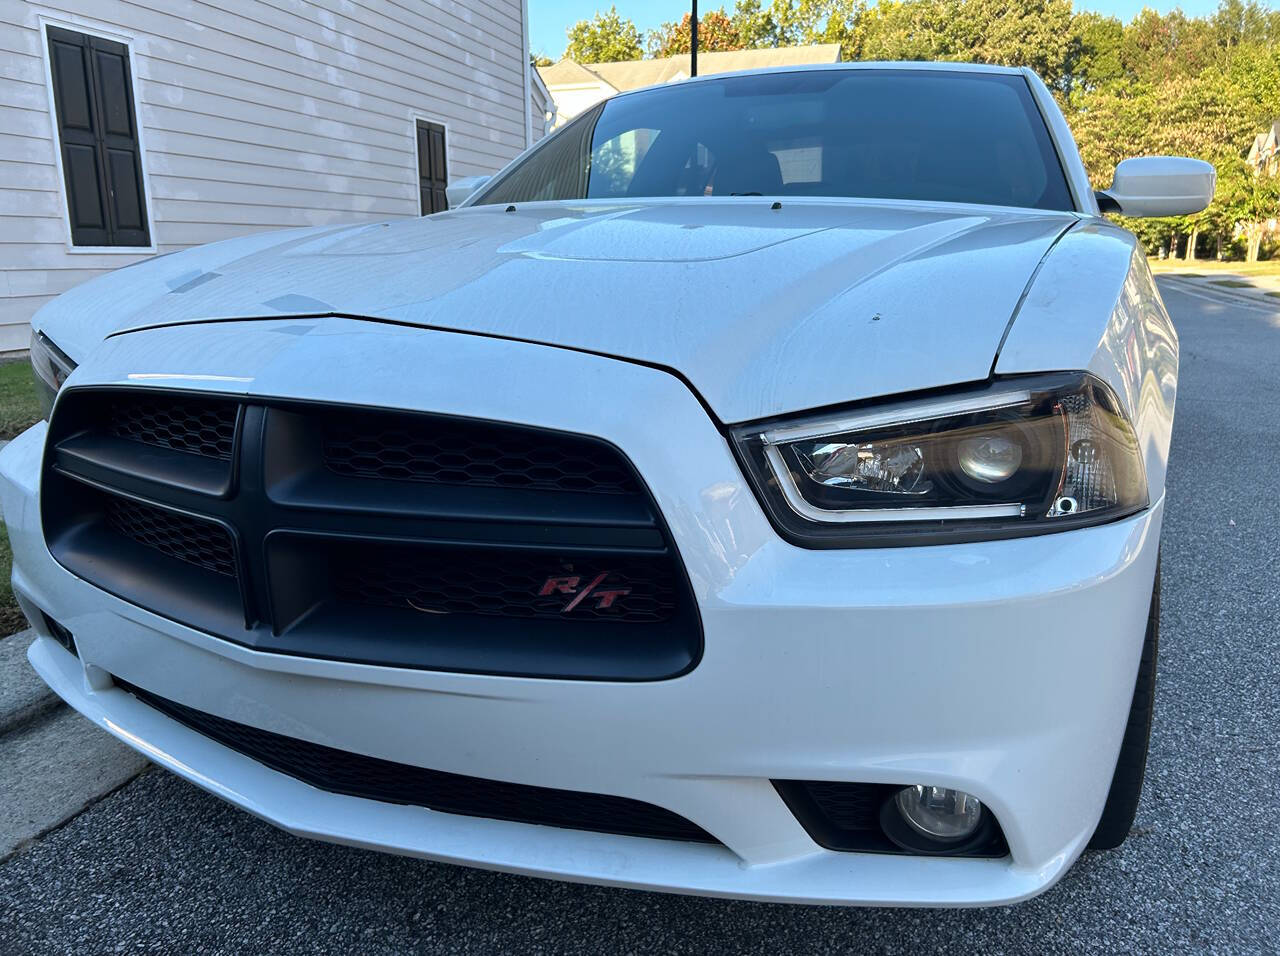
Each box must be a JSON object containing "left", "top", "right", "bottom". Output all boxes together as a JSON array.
[
  {"left": 416, "top": 120, "right": 448, "bottom": 214},
  {"left": 47, "top": 26, "right": 150, "bottom": 247},
  {"left": 475, "top": 105, "right": 599, "bottom": 206}
]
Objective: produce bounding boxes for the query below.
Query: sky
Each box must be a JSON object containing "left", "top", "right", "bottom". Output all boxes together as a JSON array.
[{"left": 528, "top": 0, "right": 1226, "bottom": 59}]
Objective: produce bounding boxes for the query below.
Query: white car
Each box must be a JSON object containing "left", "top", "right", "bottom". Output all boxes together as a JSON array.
[{"left": 8, "top": 63, "right": 1212, "bottom": 906}]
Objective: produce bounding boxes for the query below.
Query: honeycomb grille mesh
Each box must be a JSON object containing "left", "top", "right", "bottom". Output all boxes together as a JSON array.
[
  {"left": 118, "top": 679, "right": 716, "bottom": 844},
  {"left": 106, "top": 496, "right": 236, "bottom": 577},
  {"left": 799, "top": 781, "right": 884, "bottom": 833},
  {"left": 334, "top": 546, "right": 677, "bottom": 623},
  {"left": 323, "top": 416, "right": 639, "bottom": 495},
  {"left": 110, "top": 396, "right": 237, "bottom": 460}
]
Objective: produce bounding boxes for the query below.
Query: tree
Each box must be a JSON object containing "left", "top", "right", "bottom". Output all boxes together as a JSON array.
[
  {"left": 530, "top": 53, "right": 553, "bottom": 68},
  {"left": 564, "top": 6, "right": 643, "bottom": 63},
  {"left": 1212, "top": 0, "right": 1280, "bottom": 66},
  {"left": 649, "top": 8, "right": 744, "bottom": 57},
  {"left": 731, "top": 0, "right": 785, "bottom": 47},
  {"left": 1064, "top": 12, "right": 1125, "bottom": 94},
  {"left": 858, "top": 0, "right": 1075, "bottom": 83},
  {"left": 772, "top": 0, "right": 867, "bottom": 60},
  {"left": 1219, "top": 157, "right": 1280, "bottom": 262},
  {"left": 1121, "top": 8, "right": 1218, "bottom": 81}
]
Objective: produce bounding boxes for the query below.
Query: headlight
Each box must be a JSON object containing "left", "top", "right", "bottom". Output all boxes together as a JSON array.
[
  {"left": 30, "top": 330, "right": 77, "bottom": 419},
  {"left": 732, "top": 372, "right": 1147, "bottom": 547}
]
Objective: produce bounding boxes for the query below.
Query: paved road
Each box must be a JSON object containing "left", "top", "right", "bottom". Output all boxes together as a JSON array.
[{"left": 2, "top": 277, "right": 1278, "bottom": 954}]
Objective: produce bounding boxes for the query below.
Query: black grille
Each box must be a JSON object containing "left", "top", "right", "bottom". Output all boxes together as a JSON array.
[
  {"left": 323, "top": 414, "right": 638, "bottom": 495},
  {"left": 43, "top": 389, "right": 701, "bottom": 679},
  {"left": 335, "top": 545, "right": 678, "bottom": 623},
  {"left": 117, "top": 678, "right": 715, "bottom": 844},
  {"left": 111, "top": 395, "right": 237, "bottom": 460},
  {"left": 106, "top": 496, "right": 236, "bottom": 577}
]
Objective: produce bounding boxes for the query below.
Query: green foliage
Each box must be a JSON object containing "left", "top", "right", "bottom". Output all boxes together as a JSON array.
[
  {"left": 564, "top": 6, "right": 644, "bottom": 63},
  {"left": 1120, "top": 8, "right": 1218, "bottom": 81},
  {"left": 1219, "top": 156, "right": 1280, "bottom": 260},
  {"left": 1064, "top": 12, "right": 1125, "bottom": 93},
  {"left": 649, "top": 8, "right": 745, "bottom": 57},
  {"left": 856, "top": 0, "right": 1076, "bottom": 81},
  {"left": 769, "top": 0, "right": 867, "bottom": 59},
  {"left": 731, "top": 0, "right": 786, "bottom": 47}
]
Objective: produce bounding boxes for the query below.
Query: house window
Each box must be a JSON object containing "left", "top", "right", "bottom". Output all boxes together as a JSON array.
[
  {"left": 47, "top": 26, "right": 150, "bottom": 247},
  {"left": 415, "top": 120, "right": 448, "bottom": 214}
]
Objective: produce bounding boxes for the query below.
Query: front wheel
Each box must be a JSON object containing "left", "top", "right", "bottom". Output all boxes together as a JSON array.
[{"left": 1088, "top": 561, "right": 1160, "bottom": 850}]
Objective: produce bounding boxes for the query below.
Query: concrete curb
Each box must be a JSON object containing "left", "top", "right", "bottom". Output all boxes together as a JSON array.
[
  {"left": 0, "top": 707, "right": 149, "bottom": 860},
  {"left": 0, "top": 628, "right": 61, "bottom": 736},
  {"left": 1156, "top": 274, "right": 1280, "bottom": 314},
  {"left": 0, "top": 630, "right": 150, "bottom": 860}
]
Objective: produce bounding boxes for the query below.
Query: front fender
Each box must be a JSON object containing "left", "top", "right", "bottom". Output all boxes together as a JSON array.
[{"left": 995, "top": 220, "right": 1177, "bottom": 503}]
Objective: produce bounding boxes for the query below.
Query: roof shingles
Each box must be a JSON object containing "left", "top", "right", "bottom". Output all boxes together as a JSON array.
[{"left": 539, "top": 44, "right": 842, "bottom": 95}]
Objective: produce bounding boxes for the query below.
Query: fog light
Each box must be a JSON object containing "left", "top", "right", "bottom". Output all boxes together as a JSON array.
[{"left": 894, "top": 785, "right": 983, "bottom": 841}]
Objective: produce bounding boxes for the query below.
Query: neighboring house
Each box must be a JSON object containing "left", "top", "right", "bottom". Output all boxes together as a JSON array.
[
  {"left": 529, "top": 62, "right": 557, "bottom": 140},
  {"left": 1245, "top": 119, "right": 1280, "bottom": 240},
  {"left": 538, "top": 45, "right": 843, "bottom": 129},
  {"left": 0, "top": 1, "right": 541, "bottom": 355},
  {"left": 1247, "top": 120, "right": 1279, "bottom": 178}
]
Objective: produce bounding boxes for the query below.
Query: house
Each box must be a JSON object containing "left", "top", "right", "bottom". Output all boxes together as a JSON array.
[
  {"left": 1245, "top": 119, "right": 1280, "bottom": 247},
  {"left": 0, "top": 0, "right": 546, "bottom": 355},
  {"left": 537, "top": 44, "right": 843, "bottom": 129},
  {"left": 1248, "top": 120, "right": 1280, "bottom": 178}
]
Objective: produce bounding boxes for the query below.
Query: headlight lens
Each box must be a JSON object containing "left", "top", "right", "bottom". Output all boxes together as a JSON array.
[
  {"left": 732, "top": 372, "right": 1147, "bottom": 546},
  {"left": 30, "top": 330, "right": 77, "bottom": 419}
]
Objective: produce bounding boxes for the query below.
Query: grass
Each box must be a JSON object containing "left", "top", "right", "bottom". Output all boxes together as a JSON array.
[
  {"left": 0, "top": 526, "right": 26, "bottom": 636},
  {"left": 0, "top": 359, "right": 39, "bottom": 636},
  {"left": 0, "top": 359, "right": 42, "bottom": 440},
  {"left": 1148, "top": 258, "right": 1280, "bottom": 278}
]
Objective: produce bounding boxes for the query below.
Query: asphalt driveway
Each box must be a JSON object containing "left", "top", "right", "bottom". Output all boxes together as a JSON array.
[{"left": 1, "top": 276, "right": 1277, "bottom": 953}]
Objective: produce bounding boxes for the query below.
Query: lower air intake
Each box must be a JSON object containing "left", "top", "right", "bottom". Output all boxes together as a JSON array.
[{"left": 117, "top": 679, "right": 716, "bottom": 845}]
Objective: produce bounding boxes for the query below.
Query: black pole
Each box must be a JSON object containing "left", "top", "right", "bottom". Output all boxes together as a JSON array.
[{"left": 690, "top": 0, "right": 698, "bottom": 76}]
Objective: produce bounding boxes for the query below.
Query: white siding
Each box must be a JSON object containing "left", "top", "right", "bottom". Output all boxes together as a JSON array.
[
  {"left": 0, "top": 0, "right": 531, "bottom": 353},
  {"left": 546, "top": 80, "right": 611, "bottom": 128},
  {"left": 529, "top": 65, "right": 553, "bottom": 142}
]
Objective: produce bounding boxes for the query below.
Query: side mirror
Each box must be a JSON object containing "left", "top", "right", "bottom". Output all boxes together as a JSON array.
[
  {"left": 445, "top": 175, "right": 491, "bottom": 209},
  {"left": 1095, "top": 156, "right": 1215, "bottom": 218}
]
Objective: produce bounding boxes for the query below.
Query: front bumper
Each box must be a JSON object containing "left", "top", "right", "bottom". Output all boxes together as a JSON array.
[{"left": 5, "top": 319, "right": 1162, "bottom": 905}]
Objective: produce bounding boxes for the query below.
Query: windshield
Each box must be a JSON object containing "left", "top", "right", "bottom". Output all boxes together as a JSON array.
[{"left": 476, "top": 69, "right": 1074, "bottom": 211}]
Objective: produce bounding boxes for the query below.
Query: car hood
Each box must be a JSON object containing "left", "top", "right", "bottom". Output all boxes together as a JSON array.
[{"left": 37, "top": 200, "right": 1074, "bottom": 423}]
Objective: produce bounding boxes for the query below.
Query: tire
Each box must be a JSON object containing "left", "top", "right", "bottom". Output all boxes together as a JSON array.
[{"left": 1088, "top": 561, "right": 1160, "bottom": 851}]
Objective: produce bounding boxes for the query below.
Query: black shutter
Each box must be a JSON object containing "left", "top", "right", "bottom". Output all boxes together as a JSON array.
[
  {"left": 416, "top": 120, "right": 448, "bottom": 214},
  {"left": 47, "top": 27, "right": 150, "bottom": 247}
]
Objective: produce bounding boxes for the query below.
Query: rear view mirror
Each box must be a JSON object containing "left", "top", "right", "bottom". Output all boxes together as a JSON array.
[
  {"left": 1095, "top": 157, "right": 1216, "bottom": 218},
  {"left": 445, "top": 175, "right": 492, "bottom": 209}
]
